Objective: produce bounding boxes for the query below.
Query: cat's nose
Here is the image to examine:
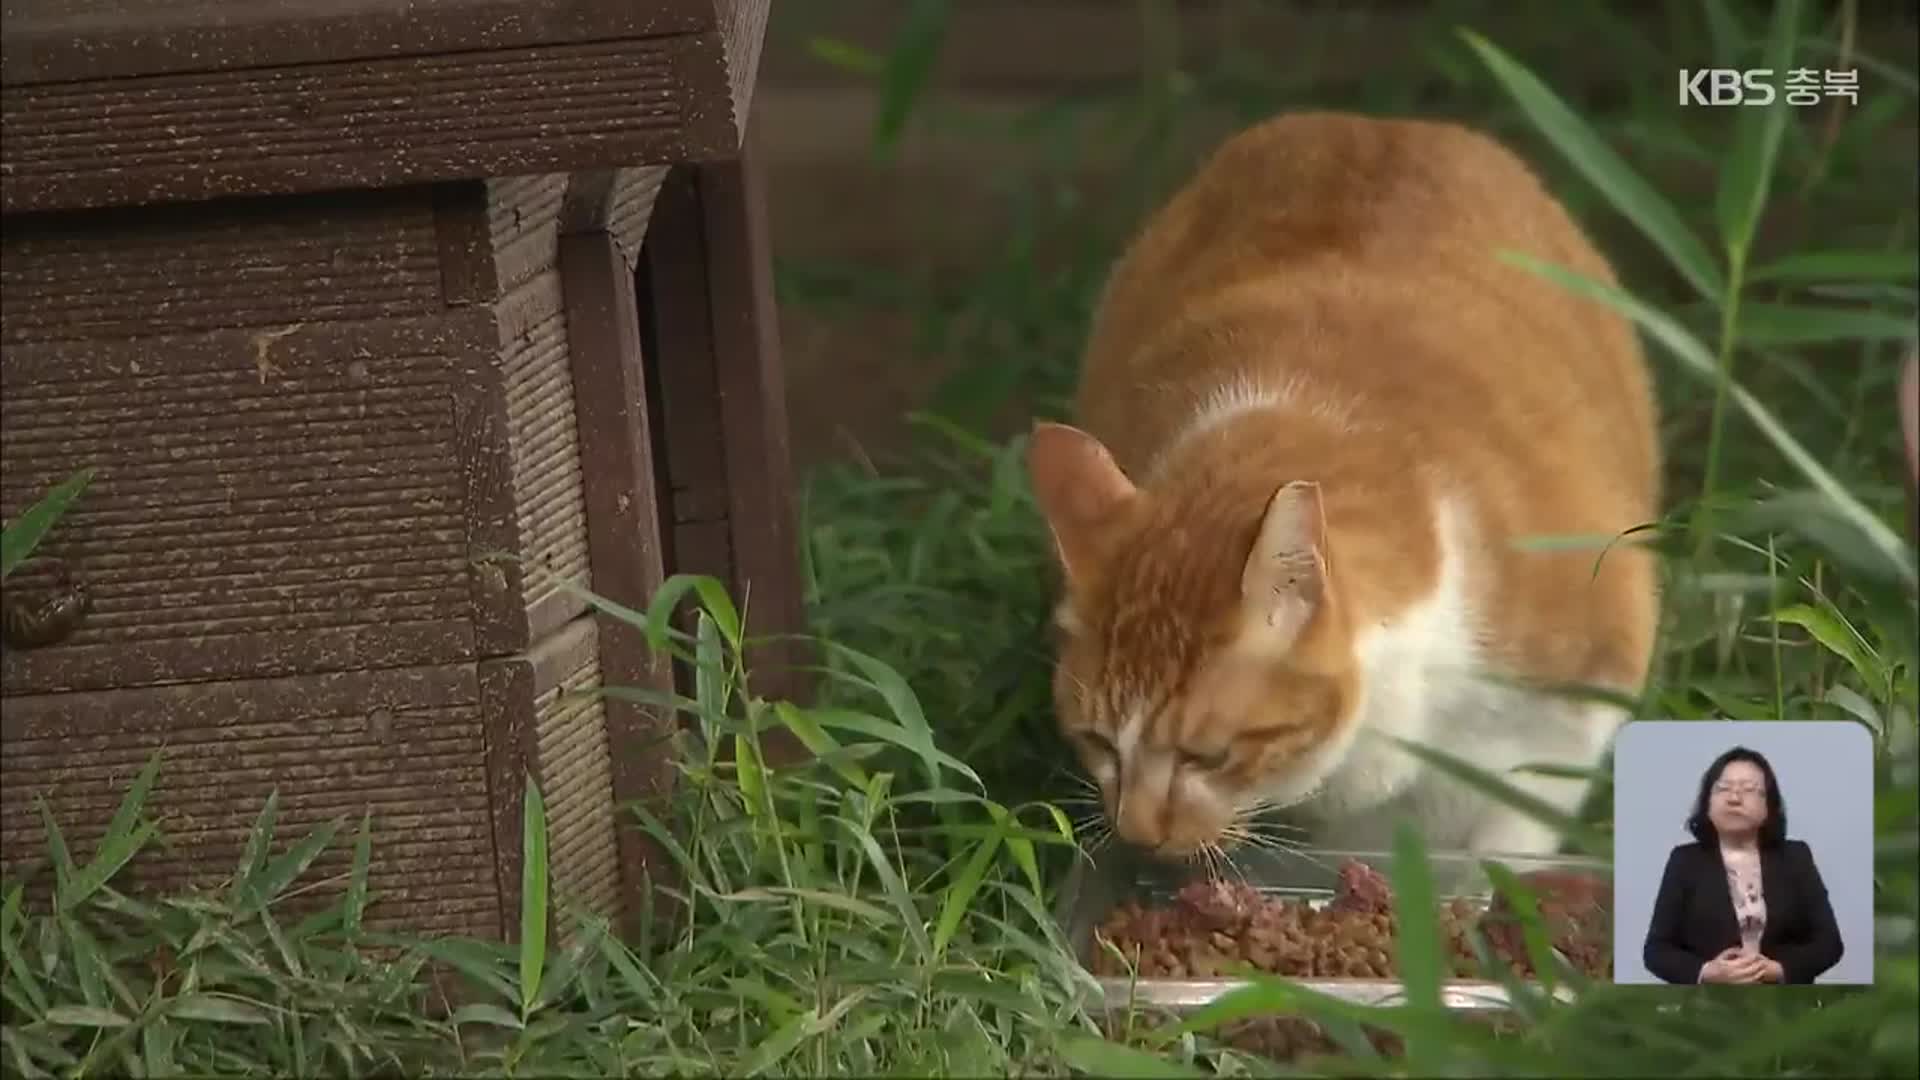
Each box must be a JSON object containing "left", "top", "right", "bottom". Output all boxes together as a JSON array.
[
  {"left": 1113, "top": 797, "right": 1165, "bottom": 850},
  {"left": 1112, "top": 836, "right": 1193, "bottom": 864}
]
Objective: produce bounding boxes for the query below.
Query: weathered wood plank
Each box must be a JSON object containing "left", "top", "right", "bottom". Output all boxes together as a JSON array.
[
  {"left": 560, "top": 229, "right": 680, "bottom": 940},
  {"left": 0, "top": 662, "right": 502, "bottom": 939},
  {"left": 637, "top": 116, "right": 810, "bottom": 719},
  {"left": 0, "top": 308, "right": 499, "bottom": 694},
  {"left": 1, "top": 35, "right": 736, "bottom": 214},
  {"left": 0, "top": 0, "right": 716, "bottom": 85},
  {"left": 691, "top": 117, "right": 811, "bottom": 712}
]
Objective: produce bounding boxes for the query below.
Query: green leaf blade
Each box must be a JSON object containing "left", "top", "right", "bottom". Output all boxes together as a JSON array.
[
  {"left": 1749, "top": 250, "right": 1919, "bottom": 284},
  {"left": 518, "top": 778, "right": 549, "bottom": 1019},
  {"left": 1714, "top": 0, "right": 1801, "bottom": 260},
  {"left": 0, "top": 468, "right": 96, "bottom": 580},
  {"left": 167, "top": 993, "right": 272, "bottom": 1025},
  {"left": 1500, "top": 252, "right": 1915, "bottom": 589},
  {"left": 43, "top": 1004, "right": 131, "bottom": 1028},
  {"left": 1460, "top": 30, "right": 1724, "bottom": 302}
]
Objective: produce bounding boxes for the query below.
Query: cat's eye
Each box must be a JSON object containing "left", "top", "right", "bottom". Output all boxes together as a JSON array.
[
  {"left": 1072, "top": 729, "right": 1117, "bottom": 759},
  {"left": 1180, "top": 747, "right": 1230, "bottom": 771}
]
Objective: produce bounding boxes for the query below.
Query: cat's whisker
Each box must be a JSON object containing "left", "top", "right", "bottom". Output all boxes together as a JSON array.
[
  {"left": 1060, "top": 777, "right": 1104, "bottom": 804},
  {"left": 1212, "top": 839, "right": 1254, "bottom": 883},
  {"left": 1219, "top": 827, "right": 1295, "bottom": 868},
  {"left": 1234, "top": 822, "right": 1309, "bottom": 847},
  {"left": 1230, "top": 807, "right": 1294, "bottom": 828},
  {"left": 1044, "top": 766, "right": 1099, "bottom": 793},
  {"left": 1213, "top": 841, "right": 1251, "bottom": 883},
  {"left": 1199, "top": 842, "right": 1225, "bottom": 884},
  {"left": 1219, "top": 824, "right": 1280, "bottom": 852},
  {"left": 1228, "top": 816, "right": 1312, "bottom": 857},
  {"left": 1234, "top": 803, "right": 1308, "bottom": 832},
  {"left": 1241, "top": 818, "right": 1307, "bottom": 837},
  {"left": 1074, "top": 811, "right": 1114, "bottom": 856},
  {"left": 1233, "top": 824, "right": 1304, "bottom": 852},
  {"left": 1224, "top": 812, "right": 1297, "bottom": 841},
  {"left": 1269, "top": 842, "right": 1337, "bottom": 877},
  {"left": 1219, "top": 823, "right": 1338, "bottom": 878}
]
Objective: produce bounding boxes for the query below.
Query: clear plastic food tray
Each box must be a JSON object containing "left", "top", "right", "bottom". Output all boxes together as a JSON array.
[{"left": 1053, "top": 844, "right": 1611, "bottom": 1013}]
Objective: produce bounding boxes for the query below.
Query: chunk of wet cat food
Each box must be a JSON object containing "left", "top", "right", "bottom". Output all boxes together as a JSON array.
[
  {"left": 1174, "top": 878, "right": 1263, "bottom": 931},
  {"left": 1479, "top": 869, "right": 1613, "bottom": 979},
  {"left": 1325, "top": 859, "right": 1395, "bottom": 915}
]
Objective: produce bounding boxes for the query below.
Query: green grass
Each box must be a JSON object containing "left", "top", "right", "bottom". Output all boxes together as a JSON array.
[{"left": 4, "top": 0, "right": 1918, "bottom": 1075}]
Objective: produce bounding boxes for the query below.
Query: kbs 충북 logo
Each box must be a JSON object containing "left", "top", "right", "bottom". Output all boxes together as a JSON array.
[{"left": 1679, "top": 67, "right": 1860, "bottom": 106}]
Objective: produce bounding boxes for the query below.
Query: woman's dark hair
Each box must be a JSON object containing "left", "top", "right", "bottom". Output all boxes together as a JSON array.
[{"left": 1685, "top": 745, "right": 1787, "bottom": 848}]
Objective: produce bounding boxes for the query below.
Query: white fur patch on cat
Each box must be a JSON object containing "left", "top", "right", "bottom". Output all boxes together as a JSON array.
[
  {"left": 1292, "top": 492, "right": 1620, "bottom": 854},
  {"left": 1147, "top": 372, "right": 1364, "bottom": 482}
]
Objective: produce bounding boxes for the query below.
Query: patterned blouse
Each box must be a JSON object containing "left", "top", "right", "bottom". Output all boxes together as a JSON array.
[{"left": 1721, "top": 846, "right": 1767, "bottom": 953}]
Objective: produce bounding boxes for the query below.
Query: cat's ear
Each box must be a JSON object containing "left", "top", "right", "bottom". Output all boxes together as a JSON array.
[
  {"left": 1239, "top": 480, "right": 1329, "bottom": 649},
  {"left": 1027, "top": 422, "right": 1138, "bottom": 587}
]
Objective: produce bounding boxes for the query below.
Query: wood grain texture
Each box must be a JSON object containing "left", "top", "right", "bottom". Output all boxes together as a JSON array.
[
  {"left": 494, "top": 269, "right": 592, "bottom": 645},
  {"left": 720, "top": 0, "right": 770, "bottom": 143},
  {"left": 450, "top": 314, "right": 528, "bottom": 663},
  {"left": 559, "top": 230, "right": 678, "bottom": 940},
  {"left": 559, "top": 231, "right": 670, "bottom": 660},
  {"left": 1, "top": 36, "right": 736, "bottom": 214},
  {"left": 0, "top": 0, "right": 717, "bottom": 85},
  {"left": 534, "top": 642, "right": 619, "bottom": 942},
  {"left": 493, "top": 164, "right": 669, "bottom": 280},
  {"left": 0, "top": 313, "right": 496, "bottom": 695},
  {"left": 0, "top": 0, "right": 776, "bottom": 947},
  {"left": 479, "top": 614, "right": 608, "bottom": 945},
  {"left": 636, "top": 117, "right": 811, "bottom": 721},
  {"left": 606, "top": 167, "right": 672, "bottom": 267},
  {"left": 434, "top": 181, "right": 498, "bottom": 308},
  {"left": 634, "top": 187, "right": 730, "bottom": 708},
  {"left": 0, "top": 663, "right": 500, "bottom": 938},
  {"left": 555, "top": 165, "right": 669, "bottom": 267},
  {"left": 0, "top": 189, "right": 443, "bottom": 344},
  {"left": 488, "top": 174, "right": 571, "bottom": 296},
  {"left": 687, "top": 118, "right": 811, "bottom": 712},
  {"left": 639, "top": 168, "right": 732, "bottom": 522}
]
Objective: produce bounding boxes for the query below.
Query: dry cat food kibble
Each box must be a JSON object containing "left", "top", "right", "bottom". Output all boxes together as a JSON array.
[{"left": 1089, "top": 860, "right": 1612, "bottom": 982}]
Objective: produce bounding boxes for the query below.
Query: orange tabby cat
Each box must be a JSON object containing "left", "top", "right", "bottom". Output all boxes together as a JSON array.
[{"left": 1028, "top": 112, "right": 1660, "bottom": 859}]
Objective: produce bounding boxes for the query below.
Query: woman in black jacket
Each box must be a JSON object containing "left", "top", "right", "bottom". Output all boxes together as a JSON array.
[{"left": 1641, "top": 746, "right": 1844, "bottom": 984}]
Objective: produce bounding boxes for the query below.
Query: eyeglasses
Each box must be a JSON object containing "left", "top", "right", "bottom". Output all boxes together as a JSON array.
[{"left": 1712, "top": 782, "right": 1766, "bottom": 797}]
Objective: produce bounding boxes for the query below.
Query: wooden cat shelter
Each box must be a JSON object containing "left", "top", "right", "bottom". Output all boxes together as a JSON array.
[{"left": 0, "top": 0, "right": 806, "bottom": 942}]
